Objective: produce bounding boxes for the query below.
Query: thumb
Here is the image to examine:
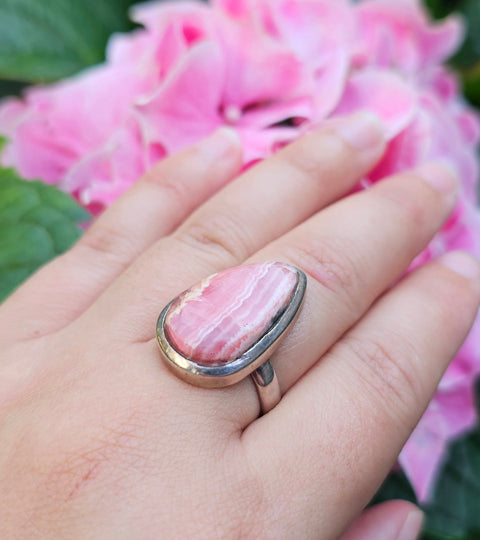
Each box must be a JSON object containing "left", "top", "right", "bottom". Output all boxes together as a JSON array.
[{"left": 339, "top": 500, "right": 424, "bottom": 540}]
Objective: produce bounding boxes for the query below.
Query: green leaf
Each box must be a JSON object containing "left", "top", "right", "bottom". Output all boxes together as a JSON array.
[
  {"left": 423, "top": 1, "right": 477, "bottom": 67},
  {"left": 373, "top": 470, "right": 417, "bottom": 506},
  {"left": 375, "top": 381, "right": 480, "bottom": 540},
  {"left": 0, "top": 0, "right": 140, "bottom": 83},
  {"left": 423, "top": 0, "right": 480, "bottom": 108},
  {"left": 0, "top": 167, "right": 89, "bottom": 302},
  {"left": 424, "top": 0, "right": 464, "bottom": 20},
  {"left": 0, "top": 79, "right": 27, "bottom": 99},
  {"left": 462, "top": 64, "right": 480, "bottom": 109},
  {"left": 33, "top": 180, "right": 90, "bottom": 222},
  {"left": 442, "top": 0, "right": 480, "bottom": 70},
  {"left": 422, "top": 424, "right": 480, "bottom": 538},
  {"left": 0, "top": 136, "right": 7, "bottom": 154}
]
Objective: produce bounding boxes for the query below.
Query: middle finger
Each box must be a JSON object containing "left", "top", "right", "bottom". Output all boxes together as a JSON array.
[{"left": 89, "top": 112, "right": 385, "bottom": 340}]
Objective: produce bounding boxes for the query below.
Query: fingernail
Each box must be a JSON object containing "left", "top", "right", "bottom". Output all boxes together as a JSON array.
[
  {"left": 416, "top": 162, "right": 458, "bottom": 197},
  {"left": 198, "top": 126, "right": 241, "bottom": 160},
  {"left": 335, "top": 111, "right": 385, "bottom": 151},
  {"left": 440, "top": 251, "right": 480, "bottom": 281},
  {"left": 397, "top": 509, "right": 424, "bottom": 540}
]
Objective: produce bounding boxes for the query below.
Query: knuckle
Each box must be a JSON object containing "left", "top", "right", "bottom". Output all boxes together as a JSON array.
[
  {"left": 78, "top": 222, "right": 137, "bottom": 265},
  {"left": 277, "top": 130, "right": 346, "bottom": 182},
  {"left": 374, "top": 174, "right": 432, "bottom": 230},
  {"left": 142, "top": 166, "right": 189, "bottom": 208},
  {"left": 175, "top": 213, "right": 252, "bottom": 266},
  {"left": 282, "top": 237, "right": 366, "bottom": 315},
  {"left": 341, "top": 333, "right": 423, "bottom": 422}
]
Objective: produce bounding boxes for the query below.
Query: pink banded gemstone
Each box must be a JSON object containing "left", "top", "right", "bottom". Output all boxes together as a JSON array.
[{"left": 164, "top": 262, "right": 298, "bottom": 365}]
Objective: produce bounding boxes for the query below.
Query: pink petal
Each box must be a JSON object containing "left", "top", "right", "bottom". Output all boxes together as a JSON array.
[
  {"left": 239, "top": 96, "right": 313, "bottom": 129},
  {"left": 65, "top": 116, "right": 146, "bottom": 207},
  {"left": 220, "top": 22, "right": 304, "bottom": 110},
  {"left": 131, "top": 0, "right": 214, "bottom": 35},
  {"left": 355, "top": 0, "right": 464, "bottom": 72},
  {"left": 333, "top": 70, "right": 417, "bottom": 139},
  {"left": 0, "top": 98, "right": 27, "bottom": 137},
  {"left": 135, "top": 42, "right": 224, "bottom": 154},
  {"left": 213, "top": 0, "right": 249, "bottom": 18},
  {"left": 400, "top": 384, "right": 477, "bottom": 501},
  {"left": 237, "top": 125, "right": 300, "bottom": 164},
  {"left": 374, "top": 111, "right": 431, "bottom": 183}
]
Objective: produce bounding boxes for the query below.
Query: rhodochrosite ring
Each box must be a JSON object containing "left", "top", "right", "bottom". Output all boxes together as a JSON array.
[{"left": 156, "top": 262, "right": 306, "bottom": 414}]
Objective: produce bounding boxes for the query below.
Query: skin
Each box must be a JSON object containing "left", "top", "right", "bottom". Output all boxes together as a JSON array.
[{"left": 0, "top": 112, "right": 479, "bottom": 539}]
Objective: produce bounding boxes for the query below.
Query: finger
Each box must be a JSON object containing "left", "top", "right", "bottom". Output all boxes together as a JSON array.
[
  {"left": 340, "top": 501, "right": 423, "bottom": 540},
  {"left": 244, "top": 252, "right": 480, "bottom": 539},
  {"left": 224, "top": 162, "right": 458, "bottom": 425},
  {"left": 0, "top": 128, "right": 242, "bottom": 341},
  {"left": 93, "top": 112, "right": 386, "bottom": 341}
]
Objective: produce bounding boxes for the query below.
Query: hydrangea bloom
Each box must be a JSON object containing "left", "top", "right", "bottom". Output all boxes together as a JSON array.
[{"left": 1, "top": 0, "right": 479, "bottom": 501}]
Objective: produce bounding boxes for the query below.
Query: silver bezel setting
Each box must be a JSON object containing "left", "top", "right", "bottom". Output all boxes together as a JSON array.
[{"left": 156, "top": 265, "right": 307, "bottom": 388}]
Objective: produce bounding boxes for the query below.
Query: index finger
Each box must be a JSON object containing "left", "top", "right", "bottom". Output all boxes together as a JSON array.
[{"left": 242, "top": 252, "right": 480, "bottom": 539}]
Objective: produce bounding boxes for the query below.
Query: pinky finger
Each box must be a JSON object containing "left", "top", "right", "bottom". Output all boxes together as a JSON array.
[
  {"left": 243, "top": 251, "right": 480, "bottom": 538},
  {"left": 340, "top": 501, "right": 423, "bottom": 540}
]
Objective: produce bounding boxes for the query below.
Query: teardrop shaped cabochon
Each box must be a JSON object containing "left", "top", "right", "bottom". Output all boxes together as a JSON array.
[{"left": 163, "top": 262, "right": 300, "bottom": 366}]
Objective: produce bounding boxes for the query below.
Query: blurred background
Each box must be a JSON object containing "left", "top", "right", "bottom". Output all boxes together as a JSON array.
[
  {"left": 2, "top": 0, "right": 480, "bottom": 195},
  {"left": 0, "top": 1, "right": 480, "bottom": 108},
  {"left": 0, "top": 1, "right": 479, "bottom": 539}
]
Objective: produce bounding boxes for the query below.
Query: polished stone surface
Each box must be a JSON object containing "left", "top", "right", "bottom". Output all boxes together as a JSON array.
[{"left": 164, "top": 262, "right": 297, "bottom": 365}]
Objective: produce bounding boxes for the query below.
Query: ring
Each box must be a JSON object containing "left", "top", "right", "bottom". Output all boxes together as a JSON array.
[{"left": 156, "top": 262, "right": 306, "bottom": 414}]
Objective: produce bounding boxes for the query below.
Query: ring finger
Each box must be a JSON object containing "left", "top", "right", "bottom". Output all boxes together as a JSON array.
[{"left": 227, "top": 161, "right": 458, "bottom": 424}]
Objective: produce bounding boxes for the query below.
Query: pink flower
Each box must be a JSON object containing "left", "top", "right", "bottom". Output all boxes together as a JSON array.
[
  {"left": 353, "top": 0, "right": 463, "bottom": 73},
  {"left": 0, "top": 0, "right": 479, "bottom": 501}
]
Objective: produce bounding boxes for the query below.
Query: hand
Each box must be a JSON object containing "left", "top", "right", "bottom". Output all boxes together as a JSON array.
[{"left": 1, "top": 112, "right": 479, "bottom": 539}]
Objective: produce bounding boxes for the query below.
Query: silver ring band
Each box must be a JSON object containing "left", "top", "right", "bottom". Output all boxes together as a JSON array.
[{"left": 251, "top": 360, "right": 281, "bottom": 414}]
